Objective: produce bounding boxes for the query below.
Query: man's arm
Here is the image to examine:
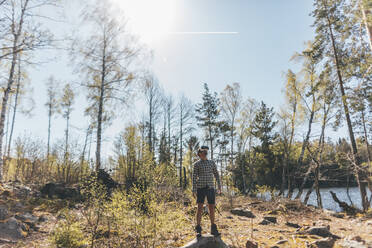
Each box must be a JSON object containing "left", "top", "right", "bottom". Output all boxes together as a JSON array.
[
  {"left": 212, "top": 161, "right": 221, "bottom": 191},
  {"left": 192, "top": 162, "right": 199, "bottom": 193}
]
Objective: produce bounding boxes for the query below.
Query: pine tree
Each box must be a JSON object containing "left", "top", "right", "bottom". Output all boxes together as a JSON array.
[
  {"left": 252, "top": 101, "right": 278, "bottom": 186},
  {"left": 195, "top": 83, "right": 220, "bottom": 160},
  {"left": 312, "top": 0, "right": 369, "bottom": 210}
]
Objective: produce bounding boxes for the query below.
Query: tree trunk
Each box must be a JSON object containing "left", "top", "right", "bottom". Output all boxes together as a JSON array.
[
  {"left": 183, "top": 166, "right": 187, "bottom": 189},
  {"left": 286, "top": 102, "right": 297, "bottom": 198},
  {"left": 323, "top": 0, "right": 369, "bottom": 211},
  {"left": 80, "top": 126, "right": 90, "bottom": 180},
  {"left": 231, "top": 118, "right": 234, "bottom": 167},
  {"left": 96, "top": 40, "right": 106, "bottom": 172},
  {"left": 0, "top": 39, "right": 19, "bottom": 180},
  {"left": 7, "top": 55, "right": 21, "bottom": 158},
  {"left": 360, "top": 107, "right": 371, "bottom": 166},
  {"left": 241, "top": 154, "right": 246, "bottom": 194},
  {"left": 294, "top": 107, "right": 315, "bottom": 199},
  {"left": 208, "top": 125, "right": 213, "bottom": 160},
  {"left": 64, "top": 112, "right": 70, "bottom": 183},
  {"left": 47, "top": 100, "right": 52, "bottom": 168},
  {"left": 179, "top": 107, "right": 183, "bottom": 188}
]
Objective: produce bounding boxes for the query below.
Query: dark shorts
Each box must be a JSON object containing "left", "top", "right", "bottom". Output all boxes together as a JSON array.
[{"left": 196, "top": 187, "right": 216, "bottom": 205}]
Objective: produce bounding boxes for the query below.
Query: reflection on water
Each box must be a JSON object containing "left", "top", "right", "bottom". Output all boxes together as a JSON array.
[{"left": 259, "top": 187, "right": 372, "bottom": 212}]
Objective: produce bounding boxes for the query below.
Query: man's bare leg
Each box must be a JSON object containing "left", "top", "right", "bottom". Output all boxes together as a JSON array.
[
  {"left": 196, "top": 203, "right": 203, "bottom": 226},
  {"left": 208, "top": 203, "right": 215, "bottom": 225}
]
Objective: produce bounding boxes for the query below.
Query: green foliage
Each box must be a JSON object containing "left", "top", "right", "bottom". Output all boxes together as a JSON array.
[
  {"left": 50, "top": 210, "right": 87, "bottom": 248},
  {"left": 251, "top": 101, "right": 280, "bottom": 187},
  {"left": 195, "top": 83, "right": 221, "bottom": 159}
]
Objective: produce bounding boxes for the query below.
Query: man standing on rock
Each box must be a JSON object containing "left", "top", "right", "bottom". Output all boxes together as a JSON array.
[{"left": 192, "top": 146, "right": 222, "bottom": 238}]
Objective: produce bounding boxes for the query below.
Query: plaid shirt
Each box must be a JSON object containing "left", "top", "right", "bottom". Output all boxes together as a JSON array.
[{"left": 192, "top": 159, "right": 221, "bottom": 192}]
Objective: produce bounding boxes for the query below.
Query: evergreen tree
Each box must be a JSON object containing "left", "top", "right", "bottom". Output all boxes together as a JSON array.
[
  {"left": 195, "top": 83, "right": 220, "bottom": 160},
  {"left": 252, "top": 101, "right": 278, "bottom": 186}
]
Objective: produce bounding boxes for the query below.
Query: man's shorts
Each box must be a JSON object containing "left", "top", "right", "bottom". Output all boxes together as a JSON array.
[{"left": 196, "top": 187, "right": 216, "bottom": 204}]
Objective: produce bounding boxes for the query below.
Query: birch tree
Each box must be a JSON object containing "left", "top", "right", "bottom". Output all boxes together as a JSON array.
[
  {"left": 178, "top": 95, "right": 194, "bottom": 188},
  {"left": 142, "top": 74, "right": 164, "bottom": 155},
  {"left": 72, "top": 0, "right": 140, "bottom": 172},
  {"left": 236, "top": 97, "right": 257, "bottom": 193},
  {"left": 59, "top": 83, "right": 75, "bottom": 182},
  {"left": 281, "top": 70, "right": 300, "bottom": 197},
  {"left": 0, "top": 0, "right": 54, "bottom": 180},
  {"left": 45, "top": 76, "right": 59, "bottom": 166},
  {"left": 220, "top": 83, "right": 242, "bottom": 169},
  {"left": 292, "top": 41, "right": 322, "bottom": 200}
]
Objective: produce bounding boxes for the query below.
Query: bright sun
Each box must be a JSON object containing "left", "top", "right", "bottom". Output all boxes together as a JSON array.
[{"left": 112, "top": 0, "right": 176, "bottom": 45}]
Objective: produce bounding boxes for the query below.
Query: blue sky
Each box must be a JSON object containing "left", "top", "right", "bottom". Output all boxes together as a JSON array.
[{"left": 10, "top": 0, "right": 343, "bottom": 162}]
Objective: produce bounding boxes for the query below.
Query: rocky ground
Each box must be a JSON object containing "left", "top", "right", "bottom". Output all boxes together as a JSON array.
[{"left": 0, "top": 182, "right": 371, "bottom": 248}]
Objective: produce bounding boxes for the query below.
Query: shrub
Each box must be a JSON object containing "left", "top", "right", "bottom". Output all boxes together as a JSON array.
[{"left": 50, "top": 210, "right": 87, "bottom": 248}]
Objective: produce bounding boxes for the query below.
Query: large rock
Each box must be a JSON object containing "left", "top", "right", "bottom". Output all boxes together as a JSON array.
[
  {"left": 14, "top": 213, "right": 38, "bottom": 223},
  {"left": 13, "top": 185, "right": 31, "bottom": 198},
  {"left": 40, "top": 183, "right": 79, "bottom": 199},
  {"left": 181, "top": 235, "right": 229, "bottom": 248},
  {"left": 230, "top": 208, "right": 255, "bottom": 218},
  {"left": 310, "top": 238, "right": 335, "bottom": 248},
  {"left": 263, "top": 216, "right": 277, "bottom": 224},
  {"left": 0, "top": 205, "right": 9, "bottom": 220},
  {"left": 0, "top": 217, "right": 27, "bottom": 240},
  {"left": 259, "top": 219, "right": 271, "bottom": 225},
  {"left": 246, "top": 240, "right": 258, "bottom": 248},
  {"left": 285, "top": 222, "right": 300, "bottom": 228},
  {"left": 303, "top": 226, "right": 340, "bottom": 239},
  {"left": 15, "top": 213, "right": 38, "bottom": 230}
]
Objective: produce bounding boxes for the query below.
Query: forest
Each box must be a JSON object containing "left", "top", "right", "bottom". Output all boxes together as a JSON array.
[{"left": 0, "top": 0, "right": 371, "bottom": 247}]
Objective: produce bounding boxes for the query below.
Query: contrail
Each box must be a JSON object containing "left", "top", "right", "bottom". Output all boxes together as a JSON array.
[
  {"left": 171, "top": 32, "right": 239, "bottom": 35},
  {"left": 123, "top": 31, "right": 239, "bottom": 35}
]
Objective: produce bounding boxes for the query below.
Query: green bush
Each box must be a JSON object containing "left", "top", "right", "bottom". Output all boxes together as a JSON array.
[{"left": 50, "top": 210, "right": 87, "bottom": 248}]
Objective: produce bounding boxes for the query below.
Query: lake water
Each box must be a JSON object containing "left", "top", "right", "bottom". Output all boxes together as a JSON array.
[{"left": 260, "top": 187, "right": 372, "bottom": 212}]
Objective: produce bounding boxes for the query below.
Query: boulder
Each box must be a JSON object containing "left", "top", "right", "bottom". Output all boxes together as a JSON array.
[
  {"left": 310, "top": 238, "right": 335, "bottom": 248},
  {"left": 0, "top": 205, "right": 9, "bottom": 220},
  {"left": 303, "top": 226, "right": 340, "bottom": 239},
  {"left": 15, "top": 213, "right": 38, "bottom": 223},
  {"left": 0, "top": 217, "right": 27, "bottom": 240},
  {"left": 40, "top": 183, "right": 79, "bottom": 199},
  {"left": 15, "top": 213, "right": 38, "bottom": 230},
  {"left": 263, "top": 216, "right": 277, "bottom": 224},
  {"left": 181, "top": 235, "right": 228, "bottom": 248},
  {"left": 259, "top": 219, "right": 271, "bottom": 225},
  {"left": 285, "top": 222, "right": 300, "bottom": 228},
  {"left": 230, "top": 208, "right": 255, "bottom": 218},
  {"left": 245, "top": 240, "right": 258, "bottom": 248}
]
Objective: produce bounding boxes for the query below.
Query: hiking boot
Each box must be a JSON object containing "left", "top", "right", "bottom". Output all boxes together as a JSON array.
[
  {"left": 211, "top": 223, "right": 220, "bottom": 237},
  {"left": 195, "top": 224, "right": 202, "bottom": 238}
]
